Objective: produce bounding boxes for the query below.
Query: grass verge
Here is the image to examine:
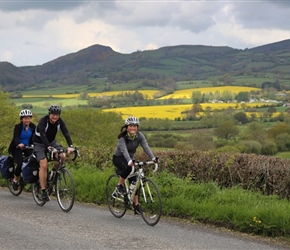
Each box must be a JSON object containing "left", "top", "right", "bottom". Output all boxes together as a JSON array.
[{"left": 70, "top": 166, "right": 290, "bottom": 239}]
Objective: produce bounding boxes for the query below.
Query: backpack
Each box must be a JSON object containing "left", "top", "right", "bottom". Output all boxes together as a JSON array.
[
  {"left": 22, "top": 155, "right": 39, "bottom": 183},
  {"left": 0, "top": 155, "right": 14, "bottom": 179}
]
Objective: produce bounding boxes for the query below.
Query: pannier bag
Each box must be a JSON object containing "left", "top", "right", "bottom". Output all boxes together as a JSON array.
[
  {"left": 0, "top": 155, "right": 14, "bottom": 179},
  {"left": 22, "top": 155, "right": 39, "bottom": 183}
]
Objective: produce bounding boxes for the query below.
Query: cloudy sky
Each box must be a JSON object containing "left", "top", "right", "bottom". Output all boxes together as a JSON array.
[{"left": 0, "top": 0, "right": 289, "bottom": 67}]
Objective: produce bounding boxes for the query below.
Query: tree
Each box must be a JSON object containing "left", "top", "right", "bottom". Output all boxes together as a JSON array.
[
  {"left": 234, "top": 111, "right": 249, "bottom": 124},
  {"left": 22, "top": 103, "right": 33, "bottom": 109},
  {"left": 261, "top": 140, "right": 278, "bottom": 155},
  {"left": 240, "top": 121, "right": 266, "bottom": 144},
  {"left": 182, "top": 104, "right": 203, "bottom": 120},
  {"left": 235, "top": 91, "right": 249, "bottom": 102},
  {"left": 267, "top": 123, "right": 290, "bottom": 139},
  {"left": 275, "top": 133, "right": 290, "bottom": 151},
  {"left": 78, "top": 92, "right": 89, "bottom": 100},
  {"left": 267, "top": 107, "right": 276, "bottom": 114},
  {"left": 218, "top": 73, "right": 234, "bottom": 85},
  {"left": 239, "top": 140, "right": 262, "bottom": 154},
  {"left": 192, "top": 104, "right": 203, "bottom": 113},
  {"left": 191, "top": 91, "right": 202, "bottom": 104},
  {"left": 0, "top": 87, "right": 19, "bottom": 153},
  {"left": 214, "top": 120, "right": 239, "bottom": 140},
  {"left": 221, "top": 90, "right": 234, "bottom": 102},
  {"left": 61, "top": 108, "right": 122, "bottom": 148}
]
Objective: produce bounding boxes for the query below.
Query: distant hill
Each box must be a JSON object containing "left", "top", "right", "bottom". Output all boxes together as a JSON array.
[{"left": 1, "top": 39, "right": 290, "bottom": 92}]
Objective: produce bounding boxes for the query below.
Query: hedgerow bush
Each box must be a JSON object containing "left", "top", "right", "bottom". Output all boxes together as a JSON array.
[{"left": 134, "top": 149, "right": 290, "bottom": 200}]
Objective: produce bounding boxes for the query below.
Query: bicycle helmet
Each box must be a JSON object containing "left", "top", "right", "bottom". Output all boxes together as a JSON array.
[
  {"left": 19, "top": 109, "right": 32, "bottom": 118},
  {"left": 125, "top": 116, "right": 140, "bottom": 126},
  {"left": 48, "top": 105, "right": 61, "bottom": 115}
]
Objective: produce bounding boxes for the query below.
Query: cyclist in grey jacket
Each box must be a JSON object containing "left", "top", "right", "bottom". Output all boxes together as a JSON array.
[{"left": 113, "top": 116, "right": 158, "bottom": 214}]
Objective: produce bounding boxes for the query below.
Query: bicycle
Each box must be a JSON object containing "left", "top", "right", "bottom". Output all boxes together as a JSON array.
[
  {"left": 31, "top": 146, "right": 80, "bottom": 212},
  {"left": 106, "top": 158, "right": 162, "bottom": 226},
  {"left": 7, "top": 145, "right": 34, "bottom": 196}
]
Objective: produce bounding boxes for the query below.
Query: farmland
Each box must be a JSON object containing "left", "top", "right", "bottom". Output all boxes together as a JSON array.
[
  {"left": 158, "top": 86, "right": 260, "bottom": 100},
  {"left": 102, "top": 102, "right": 276, "bottom": 120},
  {"left": 14, "top": 86, "right": 269, "bottom": 119},
  {"left": 23, "top": 90, "right": 159, "bottom": 99}
]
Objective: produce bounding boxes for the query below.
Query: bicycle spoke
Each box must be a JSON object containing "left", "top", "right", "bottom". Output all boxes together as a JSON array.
[
  {"left": 32, "top": 181, "right": 46, "bottom": 206},
  {"left": 7, "top": 178, "right": 24, "bottom": 196},
  {"left": 106, "top": 174, "right": 127, "bottom": 218},
  {"left": 139, "top": 178, "right": 162, "bottom": 226},
  {"left": 56, "top": 168, "right": 75, "bottom": 212}
]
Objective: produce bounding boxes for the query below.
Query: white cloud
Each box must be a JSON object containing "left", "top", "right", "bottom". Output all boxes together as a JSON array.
[{"left": 0, "top": 1, "right": 289, "bottom": 66}]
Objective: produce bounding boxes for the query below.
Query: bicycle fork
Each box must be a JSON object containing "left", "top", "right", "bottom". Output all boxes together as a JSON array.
[{"left": 140, "top": 178, "right": 154, "bottom": 204}]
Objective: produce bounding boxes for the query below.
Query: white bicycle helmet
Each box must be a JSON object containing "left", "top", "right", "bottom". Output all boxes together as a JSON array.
[
  {"left": 125, "top": 116, "right": 140, "bottom": 126},
  {"left": 19, "top": 109, "right": 32, "bottom": 118}
]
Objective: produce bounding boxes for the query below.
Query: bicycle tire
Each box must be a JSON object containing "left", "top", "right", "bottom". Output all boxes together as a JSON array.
[
  {"left": 7, "top": 177, "right": 24, "bottom": 196},
  {"left": 138, "top": 178, "right": 162, "bottom": 226},
  {"left": 106, "top": 173, "right": 127, "bottom": 218},
  {"left": 31, "top": 180, "right": 46, "bottom": 206},
  {"left": 56, "top": 168, "right": 75, "bottom": 212}
]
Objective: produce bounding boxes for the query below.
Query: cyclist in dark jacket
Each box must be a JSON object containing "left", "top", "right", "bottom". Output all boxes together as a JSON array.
[
  {"left": 32, "top": 105, "right": 74, "bottom": 201},
  {"left": 8, "top": 109, "right": 36, "bottom": 190},
  {"left": 113, "top": 116, "right": 158, "bottom": 214}
]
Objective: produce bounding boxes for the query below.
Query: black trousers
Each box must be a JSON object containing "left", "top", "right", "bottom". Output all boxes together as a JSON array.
[
  {"left": 112, "top": 155, "right": 136, "bottom": 183},
  {"left": 12, "top": 148, "right": 33, "bottom": 177}
]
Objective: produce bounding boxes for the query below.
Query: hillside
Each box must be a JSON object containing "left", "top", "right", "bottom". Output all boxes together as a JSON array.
[{"left": 1, "top": 39, "right": 290, "bottom": 92}]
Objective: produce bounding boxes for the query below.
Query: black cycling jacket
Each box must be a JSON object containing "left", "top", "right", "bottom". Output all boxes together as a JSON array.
[
  {"left": 8, "top": 122, "right": 36, "bottom": 154},
  {"left": 32, "top": 115, "right": 73, "bottom": 147}
]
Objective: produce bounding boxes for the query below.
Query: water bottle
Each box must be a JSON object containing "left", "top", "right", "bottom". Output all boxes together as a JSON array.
[{"left": 129, "top": 181, "right": 136, "bottom": 194}]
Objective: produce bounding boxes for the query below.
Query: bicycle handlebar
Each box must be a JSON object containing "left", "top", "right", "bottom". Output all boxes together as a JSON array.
[
  {"left": 70, "top": 146, "right": 80, "bottom": 161},
  {"left": 47, "top": 146, "right": 80, "bottom": 161},
  {"left": 132, "top": 157, "right": 159, "bottom": 174}
]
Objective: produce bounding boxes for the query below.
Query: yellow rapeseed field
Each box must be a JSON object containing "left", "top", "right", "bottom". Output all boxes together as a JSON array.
[
  {"left": 23, "top": 86, "right": 258, "bottom": 100},
  {"left": 103, "top": 102, "right": 273, "bottom": 120},
  {"left": 88, "top": 90, "right": 159, "bottom": 99},
  {"left": 158, "top": 86, "right": 260, "bottom": 100},
  {"left": 22, "top": 86, "right": 270, "bottom": 120},
  {"left": 23, "top": 94, "right": 78, "bottom": 98}
]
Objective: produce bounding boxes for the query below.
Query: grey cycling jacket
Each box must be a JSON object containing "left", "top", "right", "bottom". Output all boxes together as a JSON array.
[{"left": 113, "top": 131, "right": 154, "bottom": 163}]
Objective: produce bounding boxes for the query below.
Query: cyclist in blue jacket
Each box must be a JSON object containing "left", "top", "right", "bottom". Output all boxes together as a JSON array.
[
  {"left": 112, "top": 116, "right": 158, "bottom": 214},
  {"left": 8, "top": 109, "right": 36, "bottom": 190}
]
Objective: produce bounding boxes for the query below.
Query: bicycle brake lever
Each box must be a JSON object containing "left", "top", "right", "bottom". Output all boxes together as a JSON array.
[
  {"left": 153, "top": 162, "right": 159, "bottom": 173},
  {"left": 72, "top": 148, "right": 80, "bottom": 161}
]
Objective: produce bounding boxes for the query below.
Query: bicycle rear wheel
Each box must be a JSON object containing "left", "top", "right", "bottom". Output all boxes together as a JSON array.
[
  {"left": 138, "top": 178, "right": 162, "bottom": 226},
  {"left": 106, "top": 174, "right": 127, "bottom": 218},
  {"left": 56, "top": 168, "right": 75, "bottom": 212},
  {"left": 7, "top": 177, "right": 24, "bottom": 196},
  {"left": 31, "top": 180, "right": 46, "bottom": 206}
]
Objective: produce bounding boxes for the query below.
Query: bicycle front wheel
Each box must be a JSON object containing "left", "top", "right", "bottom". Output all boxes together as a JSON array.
[
  {"left": 106, "top": 174, "right": 127, "bottom": 218},
  {"left": 56, "top": 168, "right": 75, "bottom": 212},
  {"left": 31, "top": 180, "right": 46, "bottom": 206},
  {"left": 7, "top": 177, "right": 24, "bottom": 196},
  {"left": 138, "top": 178, "right": 162, "bottom": 226}
]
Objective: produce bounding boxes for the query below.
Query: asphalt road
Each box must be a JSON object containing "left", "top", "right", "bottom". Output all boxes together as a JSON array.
[{"left": 0, "top": 187, "right": 289, "bottom": 250}]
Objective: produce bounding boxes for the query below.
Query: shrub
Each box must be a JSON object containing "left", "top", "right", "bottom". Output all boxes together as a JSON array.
[{"left": 238, "top": 140, "right": 262, "bottom": 154}]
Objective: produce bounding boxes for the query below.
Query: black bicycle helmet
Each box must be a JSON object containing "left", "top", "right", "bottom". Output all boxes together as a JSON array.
[
  {"left": 19, "top": 109, "right": 32, "bottom": 118},
  {"left": 48, "top": 105, "right": 61, "bottom": 115},
  {"left": 125, "top": 116, "right": 140, "bottom": 126}
]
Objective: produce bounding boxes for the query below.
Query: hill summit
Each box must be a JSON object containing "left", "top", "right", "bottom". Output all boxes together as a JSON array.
[{"left": 1, "top": 39, "right": 290, "bottom": 92}]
